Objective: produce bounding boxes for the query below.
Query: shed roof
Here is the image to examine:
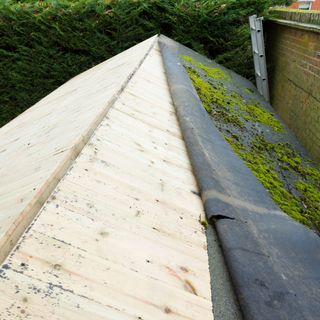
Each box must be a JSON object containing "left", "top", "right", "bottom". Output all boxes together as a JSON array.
[
  {"left": 0, "top": 36, "right": 214, "bottom": 319},
  {"left": 0, "top": 34, "right": 319, "bottom": 320}
]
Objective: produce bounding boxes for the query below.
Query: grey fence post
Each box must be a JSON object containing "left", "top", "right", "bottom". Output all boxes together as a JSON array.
[{"left": 249, "top": 15, "right": 270, "bottom": 102}]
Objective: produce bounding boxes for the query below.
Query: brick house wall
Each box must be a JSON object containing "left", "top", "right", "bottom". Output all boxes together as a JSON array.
[
  {"left": 266, "top": 20, "right": 320, "bottom": 162},
  {"left": 290, "top": 0, "right": 320, "bottom": 10}
]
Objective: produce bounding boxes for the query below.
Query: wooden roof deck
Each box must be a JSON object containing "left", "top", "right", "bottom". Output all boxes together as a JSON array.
[
  {"left": 0, "top": 38, "right": 213, "bottom": 319},
  {"left": 0, "top": 36, "right": 155, "bottom": 263}
]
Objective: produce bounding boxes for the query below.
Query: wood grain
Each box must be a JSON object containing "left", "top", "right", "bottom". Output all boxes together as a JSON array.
[
  {"left": 0, "top": 41, "right": 213, "bottom": 319},
  {"left": 0, "top": 36, "right": 157, "bottom": 264}
]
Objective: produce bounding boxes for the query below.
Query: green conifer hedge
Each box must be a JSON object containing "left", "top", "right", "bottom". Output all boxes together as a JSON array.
[{"left": 0, "top": 0, "right": 291, "bottom": 127}]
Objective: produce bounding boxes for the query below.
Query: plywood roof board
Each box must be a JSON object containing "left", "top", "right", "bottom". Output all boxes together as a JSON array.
[{"left": 0, "top": 38, "right": 214, "bottom": 320}]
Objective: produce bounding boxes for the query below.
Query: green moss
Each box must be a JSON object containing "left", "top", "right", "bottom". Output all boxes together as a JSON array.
[
  {"left": 245, "top": 155, "right": 305, "bottom": 225},
  {"left": 240, "top": 135, "right": 319, "bottom": 229},
  {"left": 305, "top": 166, "right": 320, "bottom": 183},
  {"left": 186, "top": 67, "right": 214, "bottom": 112},
  {"left": 245, "top": 103, "right": 284, "bottom": 132},
  {"left": 181, "top": 54, "right": 196, "bottom": 64},
  {"left": 228, "top": 96, "right": 283, "bottom": 132},
  {"left": 202, "top": 65, "right": 230, "bottom": 81},
  {"left": 186, "top": 64, "right": 283, "bottom": 132},
  {"left": 199, "top": 215, "right": 209, "bottom": 230},
  {"left": 181, "top": 54, "right": 230, "bottom": 81},
  {"left": 254, "top": 137, "right": 320, "bottom": 182},
  {"left": 183, "top": 56, "right": 283, "bottom": 132},
  {"left": 182, "top": 55, "right": 320, "bottom": 231},
  {"left": 224, "top": 136, "right": 247, "bottom": 153},
  {"left": 296, "top": 181, "right": 320, "bottom": 230},
  {"left": 225, "top": 135, "right": 311, "bottom": 227},
  {"left": 274, "top": 144, "right": 303, "bottom": 172},
  {"left": 186, "top": 67, "right": 244, "bottom": 127}
]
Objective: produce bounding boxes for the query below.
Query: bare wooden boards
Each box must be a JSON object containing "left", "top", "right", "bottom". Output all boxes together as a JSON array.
[
  {"left": 0, "top": 36, "right": 156, "bottom": 263},
  {"left": 0, "top": 41, "right": 213, "bottom": 319}
]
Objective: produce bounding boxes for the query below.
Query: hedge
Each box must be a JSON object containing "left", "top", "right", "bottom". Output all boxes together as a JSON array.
[{"left": 0, "top": 0, "right": 292, "bottom": 127}]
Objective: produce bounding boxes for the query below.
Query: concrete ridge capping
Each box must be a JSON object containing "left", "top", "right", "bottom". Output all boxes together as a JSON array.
[
  {"left": 159, "top": 35, "right": 320, "bottom": 320},
  {"left": 0, "top": 35, "right": 157, "bottom": 265}
]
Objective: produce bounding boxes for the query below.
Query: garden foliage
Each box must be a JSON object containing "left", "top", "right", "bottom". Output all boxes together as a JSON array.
[{"left": 0, "top": 0, "right": 292, "bottom": 126}]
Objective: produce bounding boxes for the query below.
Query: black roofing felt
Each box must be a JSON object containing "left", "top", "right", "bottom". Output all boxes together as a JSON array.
[{"left": 159, "top": 35, "right": 320, "bottom": 320}]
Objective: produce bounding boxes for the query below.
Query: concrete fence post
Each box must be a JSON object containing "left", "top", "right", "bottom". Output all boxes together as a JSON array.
[{"left": 249, "top": 15, "right": 270, "bottom": 102}]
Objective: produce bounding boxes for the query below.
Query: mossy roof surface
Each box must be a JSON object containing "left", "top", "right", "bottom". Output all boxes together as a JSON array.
[{"left": 180, "top": 53, "right": 320, "bottom": 234}]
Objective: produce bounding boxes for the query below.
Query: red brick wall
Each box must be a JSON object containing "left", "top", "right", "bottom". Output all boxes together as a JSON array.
[
  {"left": 290, "top": 0, "right": 320, "bottom": 10},
  {"left": 266, "top": 22, "right": 320, "bottom": 161}
]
